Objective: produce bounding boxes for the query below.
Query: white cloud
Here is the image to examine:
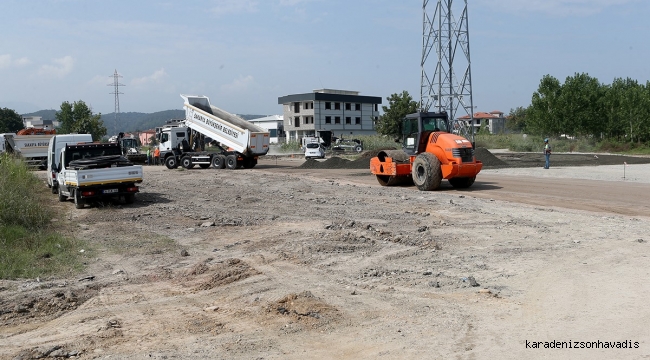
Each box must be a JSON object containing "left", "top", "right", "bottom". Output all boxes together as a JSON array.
[
  {"left": 483, "top": 0, "right": 637, "bottom": 16},
  {"left": 37, "top": 56, "right": 74, "bottom": 78},
  {"left": 221, "top": 75, "right": 255, "bottom": 93},
  {"left": 0, "top": 54, "right": 31, "bottom": 69},
  {"left": 211, "top": 0, "right": 258, "bottom": 16},
  {"left": 131, "top": 68, "right": 168, "bottom": 86}
]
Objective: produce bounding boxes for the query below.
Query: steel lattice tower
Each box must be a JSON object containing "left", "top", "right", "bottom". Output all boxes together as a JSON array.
[
  {"left": 108, "top": 70, "right": 125, "bottom": 135},
  {"left": 420, "top": 0, "right": 475, "bottom": 141}
]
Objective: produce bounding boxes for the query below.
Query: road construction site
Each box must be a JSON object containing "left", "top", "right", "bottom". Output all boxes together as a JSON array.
[{"left": 1, "top": 149, "right": 649, "bottom": 359}]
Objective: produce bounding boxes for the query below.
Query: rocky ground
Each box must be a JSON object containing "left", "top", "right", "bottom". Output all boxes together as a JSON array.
[{"left": 1, "top": 150, "right": 649, "bottom": 360}]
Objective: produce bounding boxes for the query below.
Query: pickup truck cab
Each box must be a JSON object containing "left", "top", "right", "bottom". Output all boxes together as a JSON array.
[
  {"left": 47, "top": 134, "right": 93, "bottom": 193},
  {"left": 55, "top": 143, "right": 143, "bottom": 208}
]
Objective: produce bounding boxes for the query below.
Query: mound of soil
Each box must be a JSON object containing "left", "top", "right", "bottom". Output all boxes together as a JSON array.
[{"left": 475, "top": 148, "right": 507, "bottom": 167}]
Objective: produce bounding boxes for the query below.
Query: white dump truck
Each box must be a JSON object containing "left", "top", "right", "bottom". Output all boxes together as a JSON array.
[
  {"left": 157, "top": 94, "right": 270, "bottom": 170},
  {"left": 0, "top": 133, "right": 55, "bottom": 169},
  {"left": 54, "top": 142, "right": 143, "bottom": 209}
]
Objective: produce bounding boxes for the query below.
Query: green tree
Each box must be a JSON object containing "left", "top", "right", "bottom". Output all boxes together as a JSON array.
[
  {"left": 376, "top": 91, "right": 419, "bottom": 137},
  {"left": 506, "top": 106, "right": 528, "bottom": 132},
  {"left": 527, "top": 75, "right": 562, "bottom": 136},
  {"left": 0, "top": 108, "right": 24, "bottom": 133},
  {"left": 55, "top": 101, "right": 106, "bottom": 141}
]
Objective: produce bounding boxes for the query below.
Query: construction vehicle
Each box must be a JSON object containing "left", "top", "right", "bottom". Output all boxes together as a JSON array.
[
  {"left": 370, "top": 111, "right": 482, "bottom": 190},
  {"left": 332, "top": 138, "right": 364, "bottom": 153},
  {"left": 111, "top": 132, "right": 147, "bottom": 164},
  {"left": 157, "top": 94, "right": 270, "bottom": 170},
  {"left": 53, "top": 142, "right": 143, "bottom": 209},
  {"left": 0, "top": 131, "right": 56, "bottom": 169}
]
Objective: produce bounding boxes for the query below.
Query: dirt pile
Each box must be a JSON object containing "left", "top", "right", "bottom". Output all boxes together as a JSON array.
[{"left": 474, "top": 148, "right": 507, "bottom": 167}]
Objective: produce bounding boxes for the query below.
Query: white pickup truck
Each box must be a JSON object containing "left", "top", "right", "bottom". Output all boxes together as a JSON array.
[{"left": 55, "top": 142, "right": 143, "bottom": 208}]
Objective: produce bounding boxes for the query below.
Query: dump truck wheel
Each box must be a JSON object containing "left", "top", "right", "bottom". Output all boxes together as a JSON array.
[
  {"left": 242, "top": 157, "right": 256, "bottom": 169},
  {"left": 165, "top": 156, "right": 178, "bottom": 169},
  {"left": 411, "top": 153, "right": 442, "bottom": 191},
  {"left": 181, "top": 156, "right": 193, "bottom": 169},
  {"left": 448, "top": 176, "right": 476, "bottom": 189},
  {"left": 212, "top": 155, "right": 226, "bottom": 169},
  {"left": 74, "top": 190, "right": 84, "bottom": 209},
  {"left": 226, "top": 155, "right": 238, "bottom": 170}
]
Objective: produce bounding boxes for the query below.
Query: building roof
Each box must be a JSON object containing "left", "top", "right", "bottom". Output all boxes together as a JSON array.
[
  {"left": 458, "top": 112, "right": 501, "bottom": 120},
  {"left": 248, "top": 115, "right": 283, "bottom": 122},
  {"left": 278, "top": 91, "right": 381, "bottom": 105}
]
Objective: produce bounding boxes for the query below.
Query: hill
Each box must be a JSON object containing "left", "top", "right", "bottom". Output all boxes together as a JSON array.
[{"left": 22, "top": 110, "right": 270, "bottom": 136}]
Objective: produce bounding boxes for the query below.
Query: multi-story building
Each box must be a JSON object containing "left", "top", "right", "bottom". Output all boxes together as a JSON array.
[
  {"left": 458, "top": 111, "right": 506, "bottom": 134},
  {"left": 277, "top": 89, "right": 382, "bottom": 142}
]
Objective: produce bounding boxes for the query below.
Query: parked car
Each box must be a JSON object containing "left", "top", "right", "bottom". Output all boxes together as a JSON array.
[{"left": 304, "top": 143, "right": 325, "bottom": 159}]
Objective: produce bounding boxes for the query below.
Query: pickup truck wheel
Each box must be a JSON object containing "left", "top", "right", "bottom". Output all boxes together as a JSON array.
[
  {"left": 51, "top": 185, "right": 58, "bottom": 194},
  {"left": 411, "top": 153, "right": 442, "bottom": 191},
  {"left": 181, "top": 156, "right": 193, "bottom": 169},
  {"left": 226, "top": 155, "right": 238, "bottom": 170},
  {"left": 124, "top": 193, "right": 135, "bottom": 204},
  {"left": 165, "top": 156, "right": 178, "bottom": 169},
  {"left": 58, "top": 186, "right": 67, "bottom": 202},
  {"left": 448, "top": 176, "right": 476, "bottom": 189},
  {"left": 74, "top": 190, "right": 84, "bottom": 209}
]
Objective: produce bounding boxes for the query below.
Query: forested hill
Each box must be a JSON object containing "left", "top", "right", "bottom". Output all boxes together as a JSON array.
[{"left": 22, "top": 109, "right": 268, "bottom": 136}]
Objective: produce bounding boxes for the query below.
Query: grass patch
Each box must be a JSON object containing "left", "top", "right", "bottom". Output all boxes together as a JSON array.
[{"left": 0, "top": 154, "right": 89, "bottom": 279}]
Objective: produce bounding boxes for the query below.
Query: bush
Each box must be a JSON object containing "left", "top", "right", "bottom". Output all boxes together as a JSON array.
[{"left": 0, "top": 154, "right": 52, "bottom": 229}]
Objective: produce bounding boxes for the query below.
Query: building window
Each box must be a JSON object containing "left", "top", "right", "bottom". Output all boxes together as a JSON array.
[
  {"left": 345, "top": 103, "right": 351, "bottom": 111},
  {"left": 355, "top": 117, "right": 361, "bottom": 125},
  {"left": 335, "top": 102, "right": 341, "bottom": 110},
  {"left": 335, "top": 116, "right": 341, "bottom": 124},
  {"left": 325, "top": 116, "right": 331, "bottom": 124},
  {"left": 345, "top": 117, "right": 351, "bottom": 124},
  {"left": 295, "top": 116, "right": 300, "bottom": 127},
  {"left": 325, "top": 102, "right": 331, "bottom": 110},
  {"left": 293, "top": 102, "right": 300, "bottom": 113},
  {"left": 355, "top": 103, "right": 361, "bottom": 111},
  {"left": 374, "top": 104, "right": 378, "bottom": 111}
]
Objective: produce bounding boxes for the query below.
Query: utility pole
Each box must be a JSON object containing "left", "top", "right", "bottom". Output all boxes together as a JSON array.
[
  {"left": 420, "top": 0, "right": 475, "bottom": 142},
  {"left": 108, "top": 70, "right": 125, "bottom": 136}
]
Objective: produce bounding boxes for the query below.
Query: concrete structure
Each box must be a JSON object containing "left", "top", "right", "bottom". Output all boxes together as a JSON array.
[
  {"left": 458, "top": 111, "right": 506, "bottom": 134},
  {"left": 22, "top": 116, "right": 59, "bottom": 130},
  {"left": 247, "top": 115, "right": 284, "bottom": 144},
  {"left": 277, "top": 89, "right": 381, "bottom": 142}
]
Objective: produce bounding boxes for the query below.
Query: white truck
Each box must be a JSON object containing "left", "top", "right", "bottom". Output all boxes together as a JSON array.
[
  {"left": 54, "top": 142, "right": 143, "bottom": 209},
  {"left": 0, "top": 133, "right": 55, "bottom": 169},
  {"left": 46, "top": 133, "right": 93, "bottom": 193},
  {"left": 157, "top": 94, "right": 270, "bottom": 170}
]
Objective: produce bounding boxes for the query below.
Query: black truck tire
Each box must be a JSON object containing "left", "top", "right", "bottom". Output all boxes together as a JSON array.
[
  {"left": 181, "top": 156, "right": 193, "bottom": 169},
  {"left": 242, "top": 157, "right": 256, "bottom": 169},
  {"left": 411, "top": 153, "right": 442, "bottom": 191},
  {"left": 212, "top": 155, "right": 226, "bottom": 169},
  {"left": 226, "top": 155, "right": 238, "bottom": 170},
  {"left": 58, "top": 186, "right": 67, "bottom": 202},
  {"left": 165, "top": 156, "right": 178, "bottom": 169},
  {"left": 74, "top": 190, "right": 84, "bottom": 209},
  {"left": 448, "top": 176, "right": 476, "bottom": 189}
]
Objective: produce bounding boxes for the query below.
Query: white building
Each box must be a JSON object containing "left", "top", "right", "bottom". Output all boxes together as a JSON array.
[
  {"left": 247, "top": 115, "right": 284, "bottom": 144},
  {"left": 22, "top": 116, "right": 59, "bottom": 130},
  {"left": 277, "top": 89, "right": 382, "bottom": 142}
]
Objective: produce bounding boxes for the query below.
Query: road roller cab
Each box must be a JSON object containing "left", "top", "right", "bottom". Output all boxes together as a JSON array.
[{"left": 370, "top": 111, "right": 482, "bottom": 191}]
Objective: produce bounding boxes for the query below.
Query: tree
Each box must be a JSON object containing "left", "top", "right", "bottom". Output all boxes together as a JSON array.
[
  {"left": 376, "top": 91, "right": 419, "bottom": 137},
  {"left": 506, "top": 106, "right": 528, "bottom": 132},
  {"left": 55, "top": 100, "right": 107, "bottom": 141},
  {"left": 527, "top": 75, "right": 562, "bottom": 136},
  {"left": 0, "top": 108, "right": 24, "bottom": 133}
]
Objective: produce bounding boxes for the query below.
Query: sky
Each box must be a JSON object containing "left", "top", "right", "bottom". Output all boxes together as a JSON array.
[{"left": 1, "top": 0, "right": 649, "bottom": 116}]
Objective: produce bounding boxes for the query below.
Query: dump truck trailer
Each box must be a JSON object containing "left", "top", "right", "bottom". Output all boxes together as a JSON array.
[
  {"left": 158, "top": 95, "right": 270, "bottom": 170},
  {"left": 0, "top": 133, "right": 55, "bottom": 169}
]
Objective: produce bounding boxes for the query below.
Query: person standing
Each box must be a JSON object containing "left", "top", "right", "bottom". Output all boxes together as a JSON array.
[
  {"left": 543, "top": 138, "right": 551, "bottom": 169},
  {"left": 153, "top": 147, "right": 160, "bottom": 165}
]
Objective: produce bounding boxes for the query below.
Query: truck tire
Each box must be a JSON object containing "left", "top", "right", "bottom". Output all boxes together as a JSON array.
[
  {"left": 124, "top": 193, "right": 135, "bottom": 204},
  {"left": 242, "top": 157, "right": 256, "bottom": 169},
  {"left": 448, "top": 176, "right": 476, "bottom": 189},
  {"left": 226, "top": 155, "right": 238, "bottom": 170},
  {"left": 212, "top": 155, "right": 226, "bottom": 169},
  {"left": 411, "top": 153, "right": 442, "bottom": 191},
  {"left": 165, "top": 156, "right": 178, "bottom": 169},
  {"left": 74, "top": 190, "right": 84, "bottom": 209},
  {"left": 181, "top": 156, "right": 193, "bottom": 169},
  {"left": 51, "top": 184, "right": 58, "bottom": 194},
  {"left": 355, "top": 145, "right": 363, "bottom": 153},
  {"left": 58, "top": 186, "right": 67, "bottom": 202}
]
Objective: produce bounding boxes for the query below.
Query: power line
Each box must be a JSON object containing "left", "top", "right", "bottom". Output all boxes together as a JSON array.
[{"left": 107, "top": 69, "right": 125, "bottom": 135}]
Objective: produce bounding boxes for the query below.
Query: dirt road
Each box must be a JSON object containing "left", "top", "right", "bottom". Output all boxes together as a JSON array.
[{"left": 1, "top": 157, "right": 649, "bottom": 360}]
